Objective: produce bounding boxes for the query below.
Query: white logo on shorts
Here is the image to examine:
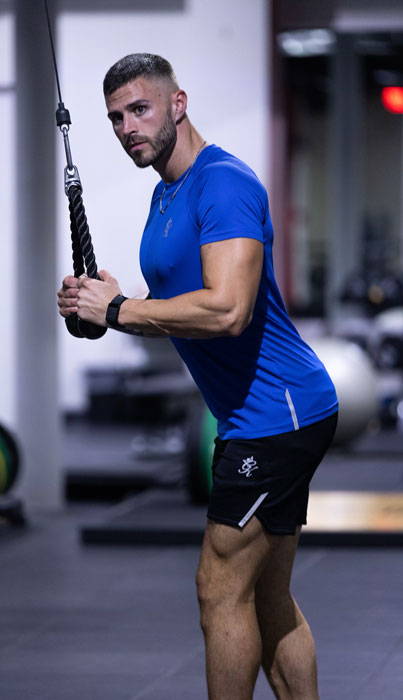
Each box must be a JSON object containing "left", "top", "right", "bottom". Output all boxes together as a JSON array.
[{"left": 238, "top": 456, "right": 258, "bottom": 478}]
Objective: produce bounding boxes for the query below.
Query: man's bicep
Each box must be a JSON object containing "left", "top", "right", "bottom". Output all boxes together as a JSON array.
[{"left": 200, "top": 237, "right": 264, "bottom": 312}]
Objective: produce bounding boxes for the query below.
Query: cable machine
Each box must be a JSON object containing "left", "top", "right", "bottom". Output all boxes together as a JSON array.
[{"left": 45, "top": 0, "right": 107, "bottom": 340}]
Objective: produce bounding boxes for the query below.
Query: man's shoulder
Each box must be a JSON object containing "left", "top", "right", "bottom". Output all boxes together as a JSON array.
[
  {"left": 196, "top": 145, "right": 265, "bottom": 193},
  {"left": 187, "top": 146, "right": 269, "bottom": 228}
]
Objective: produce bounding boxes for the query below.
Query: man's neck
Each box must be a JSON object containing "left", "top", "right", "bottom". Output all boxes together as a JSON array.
[{"left": 154, "top": 118, "right": 206, "bottom": 183}]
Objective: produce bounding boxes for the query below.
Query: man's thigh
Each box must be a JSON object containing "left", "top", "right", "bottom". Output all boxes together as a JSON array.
[{"left": 197, "top": 517, "right": 300, "bottom": 601}]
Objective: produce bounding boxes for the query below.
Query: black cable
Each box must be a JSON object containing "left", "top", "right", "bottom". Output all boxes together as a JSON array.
[
  {"left": 44, "top": 0, "right": 63, "bottom": 105},
  {"left": 44, "top": 0, "right": 107, "bottom": 339}
]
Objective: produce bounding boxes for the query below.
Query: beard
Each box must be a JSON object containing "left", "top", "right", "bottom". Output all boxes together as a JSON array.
[{"left": 126, "top": 108, "right": 177, "bottom": 168}]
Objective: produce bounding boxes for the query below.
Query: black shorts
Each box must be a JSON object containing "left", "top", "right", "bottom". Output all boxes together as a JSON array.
[{"left": 207, "top": 412, "right": 338, "bottom": 536}]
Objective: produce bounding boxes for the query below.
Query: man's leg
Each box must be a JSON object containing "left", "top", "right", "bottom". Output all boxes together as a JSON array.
[
  {"left": 255, "top": 527, "right": 319, "bottom": 700},
  {"left": 196, "top": 516, "right": 309, "bottom": 700}
]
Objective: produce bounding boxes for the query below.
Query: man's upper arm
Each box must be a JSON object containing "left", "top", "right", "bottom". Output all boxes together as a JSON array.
[{"left": 200, "top": 237, "right": 264, "bottom": 333}]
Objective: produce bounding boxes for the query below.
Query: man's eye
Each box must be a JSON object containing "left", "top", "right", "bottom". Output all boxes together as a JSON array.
[
  {"left": 135, "top": 105, "right": 146, "bottom": 115},
  {"left": 111, "top": 115, "right": 122, "bottom": 126}
]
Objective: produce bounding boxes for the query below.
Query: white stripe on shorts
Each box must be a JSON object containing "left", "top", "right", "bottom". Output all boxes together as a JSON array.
[
  {"left": 238, "top": 492, "right": 269, "bottom": 529},
  {"left": 285, "top": 388, "right": 299, "bottom": 430}
]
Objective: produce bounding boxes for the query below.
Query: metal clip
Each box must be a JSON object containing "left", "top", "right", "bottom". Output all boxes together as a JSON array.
[
  {"left": 64, "top": 165, "right": 82, "bottom": 195},
  {"left": 60, "top": 124, "right": 74, "bottom": 171}
]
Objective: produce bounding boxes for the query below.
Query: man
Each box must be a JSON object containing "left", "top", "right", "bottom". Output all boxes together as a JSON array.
[{"left": 58, "top": 54, "right": 338, "bottom": 700}]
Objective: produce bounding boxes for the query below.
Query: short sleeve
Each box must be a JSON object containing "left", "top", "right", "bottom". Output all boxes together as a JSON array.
[{"left": 194, "top": 162, "right": 268, "bottom": 246}]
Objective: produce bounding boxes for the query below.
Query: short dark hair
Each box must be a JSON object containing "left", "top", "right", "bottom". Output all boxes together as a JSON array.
[{"left": 103, "top": 53, "right": 178, "bottom": 96}]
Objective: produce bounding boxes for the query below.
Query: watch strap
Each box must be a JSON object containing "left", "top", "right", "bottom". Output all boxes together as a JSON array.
[{"left": 106, "top": 294, "right": 128, "bottom": 328}]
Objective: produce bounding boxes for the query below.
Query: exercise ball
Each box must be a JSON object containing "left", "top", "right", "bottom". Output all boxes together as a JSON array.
[{"left": 309, "top": 337, "right": 378, "bottom": 444}]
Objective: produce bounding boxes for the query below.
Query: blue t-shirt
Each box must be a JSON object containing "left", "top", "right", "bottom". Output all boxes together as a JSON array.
[{"left": 140, "top": 145, "right": 338, "bottom": 439}]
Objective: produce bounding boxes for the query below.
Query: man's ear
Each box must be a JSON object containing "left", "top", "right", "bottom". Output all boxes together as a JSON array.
[{"left": 173, "top": 89, "right": 187, "bottom": 123}]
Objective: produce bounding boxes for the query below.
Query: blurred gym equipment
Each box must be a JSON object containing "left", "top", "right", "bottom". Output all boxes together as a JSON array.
[
  {"left": 309, "top": 337, "right": 378, "bottom": 444},
  {"left": 370, "top": 308, "right": 403, "bottom": 371},
  {"left": 340, "top": 215, "right": 403, "bottom": 314},
  {"left": 185, "top": 403, "right": 216, "bottom": 504},
  {"left": 64, "top": 337, "right": 203, "bottom": 501},
  {"left": 0, "top": 424, "right": 26, "bottom": 527},
  {"left": 332, "top": 308, "right": 403, "bottom": 427},
  {"left": 0, "top": 424, "right": 20, "bottom": 495}
]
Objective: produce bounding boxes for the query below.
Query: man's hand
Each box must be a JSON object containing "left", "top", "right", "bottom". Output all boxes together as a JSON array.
[
  {"left": 57, "top": 270, "right": 122, "bottom": 327},
  {"left": 57, "top": 275, "right": 79, "bottom": 317}
]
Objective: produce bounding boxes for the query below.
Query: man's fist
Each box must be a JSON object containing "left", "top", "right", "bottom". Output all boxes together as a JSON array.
[
  {"left": 57, "top": 275, "right": 79, "bottom": 318},
  {"left": 57, "top": 270, "right": 123, "bottom": 326}
]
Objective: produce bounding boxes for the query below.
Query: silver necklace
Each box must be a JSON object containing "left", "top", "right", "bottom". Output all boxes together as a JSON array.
[{"left": 159, "top": 141, "right": 207, "bottom": 214}]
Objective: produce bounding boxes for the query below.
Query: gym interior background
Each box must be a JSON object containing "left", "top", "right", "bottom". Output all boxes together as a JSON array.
[{"left": 1, "top": 1, "right": 403, "bottom": 698}]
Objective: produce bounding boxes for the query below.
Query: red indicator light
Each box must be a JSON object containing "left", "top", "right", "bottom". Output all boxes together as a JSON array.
[{"left": 381, "top": 86, "right": 403, "bottom": 114}]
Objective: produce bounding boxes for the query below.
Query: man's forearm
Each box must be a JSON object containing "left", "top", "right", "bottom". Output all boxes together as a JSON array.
[{"left": 117, "top": 289, "right": 247, "bottom": 338}]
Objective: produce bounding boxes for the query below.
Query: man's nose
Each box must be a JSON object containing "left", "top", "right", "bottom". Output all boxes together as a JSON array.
[{"left": 122, "top": 113, "right": 137, "bottom": 135}]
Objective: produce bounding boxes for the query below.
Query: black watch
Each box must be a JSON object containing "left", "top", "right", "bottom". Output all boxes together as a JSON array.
[{"left": 106, "top": 294, "right": 128, "bottom": 329}]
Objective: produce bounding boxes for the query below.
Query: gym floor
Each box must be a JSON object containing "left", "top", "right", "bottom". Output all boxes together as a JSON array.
[
  {"left": 1, "top": 502, "right": 403, "bottom": 700},
  {"left": 1, "top": 419, "right": 403, "bottom": 700}
]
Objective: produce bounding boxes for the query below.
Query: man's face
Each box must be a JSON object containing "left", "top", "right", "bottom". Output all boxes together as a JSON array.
[{"left": 105, "top": 77, "right": 177, "bottom": 168}]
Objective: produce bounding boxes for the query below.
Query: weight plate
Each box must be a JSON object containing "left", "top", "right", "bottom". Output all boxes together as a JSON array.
[
  {"left": 186, "top": 403, "right": 217, "bottom": 504},
  {"left": 0, "top": 425, "right": 20, "bottom": 494}
]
